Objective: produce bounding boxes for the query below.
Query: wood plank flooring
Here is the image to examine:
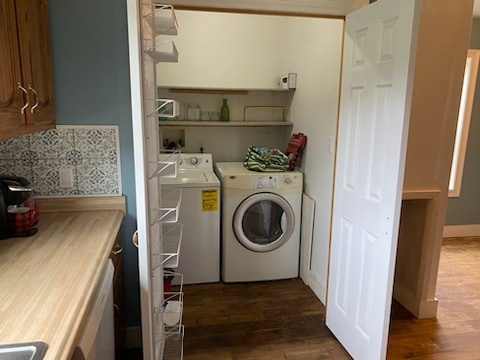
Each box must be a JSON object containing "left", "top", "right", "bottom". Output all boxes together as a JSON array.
[
  {"left": 181, "top": 237, "right": 480, "bottom": 360},
  {"left": 183, "top": 279, "right": 350, "bottom": 360},
  {"left": 388, "top": 237, "right": 480, "bottom": 359}
]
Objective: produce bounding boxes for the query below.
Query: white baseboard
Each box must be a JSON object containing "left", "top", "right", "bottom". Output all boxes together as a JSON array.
[
  {"left": 443, "top": 224, "right": 480, "bottom": 238},
  {"left": 124, "top": 326, "right": 142, "bottom": 349},
  {"left": 308, "top": 270, "right": 327, "bottom": 306}
]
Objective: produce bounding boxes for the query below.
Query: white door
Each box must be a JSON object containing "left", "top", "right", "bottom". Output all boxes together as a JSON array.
[{"left": 326, "top": 1, "right": 420, "bottom": 359}]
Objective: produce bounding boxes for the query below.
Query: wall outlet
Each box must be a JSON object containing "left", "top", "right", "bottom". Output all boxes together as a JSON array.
[{"left": 59, "top": 167, "right": 73, "bottom": 188}]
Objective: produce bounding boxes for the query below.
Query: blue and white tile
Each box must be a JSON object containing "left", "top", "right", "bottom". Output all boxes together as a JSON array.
[
  {"left": 30, "top": 129, "right": 74, "bottom": 160},
  {"left": 65, "top": 149, "right": 84, "bottom": 166},
  {"left": 0, "top": 136, "right": 31, "bottom": 160},
  {"left": 0, "top": 125, "right": 122, "bottom": 197},
  {"left": 0, "top": 160, "right": 32, "bottom": 181},
  {"left": 76, "top": 158, "right": 121, "bottom": 195},
  {"left": 31, "top": 159, "right": 76, "bottom": 196},
  {"left": 20, "top": 149, "right": 40, "bottom": 167},
  {"left": 73, "top": 127, "right": 119, "bottom": 159}
]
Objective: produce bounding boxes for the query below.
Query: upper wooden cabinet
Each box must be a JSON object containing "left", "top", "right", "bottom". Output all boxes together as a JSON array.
[{"left": 0, "top": 0, "right": 55, "bottom": 140}]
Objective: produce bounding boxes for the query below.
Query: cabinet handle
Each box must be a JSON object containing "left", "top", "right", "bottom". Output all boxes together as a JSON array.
[
  {"left": 18, "top": 83, "right": 29, "bottom": 114},
  {"left": 132, "top": 230, "right": 139, "bottom": 248},
  {"left": 28, "top": 85, "right": 39, "bottom": 113},
  {"left": 111, "top": 244, "right": 123, "bottom": 256}
]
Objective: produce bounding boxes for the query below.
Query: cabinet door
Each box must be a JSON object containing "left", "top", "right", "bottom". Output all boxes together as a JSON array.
[
  {"left": 113, "top": 254, "right": 125, "bottom": 359},
  {"left": 110, "top": 233, "right": 125, "bottom": 358},
  {"left": 15, "top": 0, "right": 55, "bottom": 126},
  {"left": 0, "top": 0, "right": 26, "bottom": 130}
]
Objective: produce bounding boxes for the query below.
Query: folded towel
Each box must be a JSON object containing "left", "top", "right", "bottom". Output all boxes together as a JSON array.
[{"left": 244, "top": 146, "right": 289, "bottom": 172}]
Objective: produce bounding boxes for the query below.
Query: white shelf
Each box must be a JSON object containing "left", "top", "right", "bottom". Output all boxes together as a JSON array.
[
  {"left": 159, "top": 120, "right": 293, "bottom": 127},
  {"left": 162, "top": 86, "right": 294, "bottom": 94},
  {"left": 150, "top": 187, "right": 182, "bottom": 224},
  {"left": 158, "top": 270, "right": 184, "bottom": 326},
  {"left": 154, "top": 323, "right": 184, "bottom": 360},
  {"left": 145, "top": 5, "right": 178, "bottom": 36},
  {"left": 151, "top": 223, "right": 183, "bottom": 269},
  {"left": 147, "top": 98, "right": 180, "bottom": 118},
  {"left": 153, "top": 310, "right": 184, "bottom": 342},
  {"left": 163, "top": 325, "right": 184, "bottom": 360},
  {"left": 149, "top": 150, "right": 180, "bottom": 178},
  {"left": 141, "top": 3, "right": 183, "bottom": 360},
  {"left": 145, "top": 40, "right": 179, "bottom": 63}
]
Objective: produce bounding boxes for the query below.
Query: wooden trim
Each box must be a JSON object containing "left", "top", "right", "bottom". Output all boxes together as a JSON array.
[
  {"left": 402, "top": 189, "right": 441, "bottom": 200},
  {"left": 0, "top": 123, "right": 55, "bottom": 141},
  {"left": 166, "top": 87, "right": 292, "bottom": 94},
  {"left": 169, "top": 88, "right": 249, "bottom": 95},
  {"left": 159, "top": 120, "right": 293, "bottom": 127},
  {"left": 172, "top": 6, "right": 346, "bottom": 19},
  {"left": 36, "top": 196, "right": 126, "bottom": 213}
]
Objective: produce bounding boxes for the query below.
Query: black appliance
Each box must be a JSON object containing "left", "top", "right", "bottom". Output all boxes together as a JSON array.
[{"left": 0, "top": 175, "right": 34, "bottom": 240}]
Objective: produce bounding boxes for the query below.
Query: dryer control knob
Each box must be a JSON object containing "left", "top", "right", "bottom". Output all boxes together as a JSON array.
[
  {"left": 190, "top": 157, "right": 199, "bottom": 165},
  {"left": 284, "top": 177, "right": 293, "bottom": 185}
]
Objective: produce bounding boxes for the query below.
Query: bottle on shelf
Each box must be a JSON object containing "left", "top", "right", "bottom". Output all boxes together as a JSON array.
[{"left": 220, "top": 98, "right": 229, "bottom": 121}]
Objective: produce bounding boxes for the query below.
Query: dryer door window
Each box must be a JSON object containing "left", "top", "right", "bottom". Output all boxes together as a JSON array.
[{"left": 233, "top": 192, "right": 295, "bottom": 253}]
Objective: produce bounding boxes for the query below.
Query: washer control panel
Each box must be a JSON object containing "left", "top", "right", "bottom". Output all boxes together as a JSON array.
[
  {"left": 177, "top": 153, "right": 213, "bottom": 170},
  {"left": 251, "top": 175, "right": 299, "bottom": 189},
  {"left": 253, "top": 175, "right": 278, "bottom": 189}
]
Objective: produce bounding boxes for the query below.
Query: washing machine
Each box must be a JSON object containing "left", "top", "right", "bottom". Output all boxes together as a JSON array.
[
  {"left": 161, "top": 153, "right": 220, "bottom": 284},
  {"left": 215, "top": 162, "right": 303, "bottom": 282}
]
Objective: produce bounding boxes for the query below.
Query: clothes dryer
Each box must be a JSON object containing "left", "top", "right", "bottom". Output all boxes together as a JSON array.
[{"left": 215, "top": 162, "right": 303, "bottom": 282}]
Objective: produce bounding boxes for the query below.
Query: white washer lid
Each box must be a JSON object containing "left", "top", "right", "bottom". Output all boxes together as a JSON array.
[{"left": 161, "top": 169, "right": 220, "bottom": 187}]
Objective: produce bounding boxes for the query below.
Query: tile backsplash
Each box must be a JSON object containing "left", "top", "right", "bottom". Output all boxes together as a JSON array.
[{"left": 0, "top": 126, "right": 122, "bottom": 197}]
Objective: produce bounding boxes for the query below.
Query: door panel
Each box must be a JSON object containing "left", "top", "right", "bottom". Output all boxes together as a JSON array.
[
  {"left": 15, "top": 0, "right": 55, "bottom": 125},
  {"left": 326, "top": 0, "right": 420, "bottom": 359},
  {"left": 0, "top": 0, "right": 25, "bottom": 130}
]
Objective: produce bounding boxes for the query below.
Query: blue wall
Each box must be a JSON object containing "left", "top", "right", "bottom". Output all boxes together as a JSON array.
[
  {"left": 48, "top": 0, "right": 140, "bottom": 326},
  {"left": 446, "top": 18, "right": 480, "bottom": 225}
]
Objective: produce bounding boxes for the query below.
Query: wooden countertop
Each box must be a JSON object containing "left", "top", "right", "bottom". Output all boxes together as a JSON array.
[{"left": 0, "top": 208, "right": 124, "bottom": 360}]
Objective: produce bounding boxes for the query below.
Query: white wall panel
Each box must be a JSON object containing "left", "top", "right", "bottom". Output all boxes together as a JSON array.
[{"left": 286, "top": 17, "right": 344, "bottom": 304}]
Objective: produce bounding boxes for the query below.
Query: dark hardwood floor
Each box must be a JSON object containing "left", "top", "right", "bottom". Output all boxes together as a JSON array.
[
  {"left": 183, "top": 279, "right": 350, "bottom": 360},
  {"left": 124, "top": 237, "right": 480, "bottom": 359}
]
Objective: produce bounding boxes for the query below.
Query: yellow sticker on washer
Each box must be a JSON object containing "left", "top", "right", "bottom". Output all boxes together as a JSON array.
[{"left": 202, "top": 190, "right": 218, "bottom": 211}]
